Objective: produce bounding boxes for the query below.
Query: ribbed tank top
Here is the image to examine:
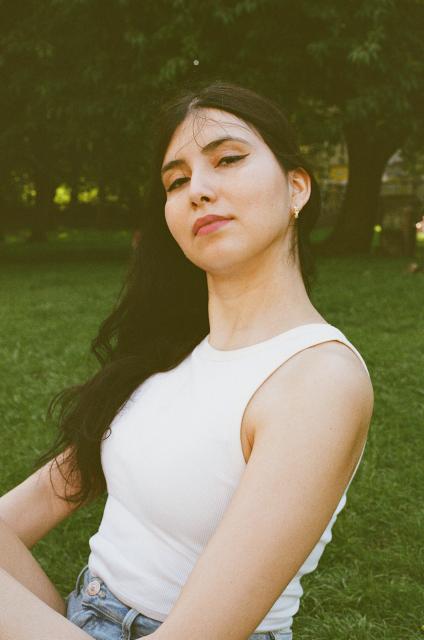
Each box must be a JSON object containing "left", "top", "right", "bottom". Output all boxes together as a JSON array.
[{"left": 88, "top": 323, "right": 370, "bottom": 633}]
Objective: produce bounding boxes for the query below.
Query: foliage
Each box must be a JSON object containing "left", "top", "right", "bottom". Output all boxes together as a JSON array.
[{"left": 0, "top": 0, "right": 423, "bottom": 247}]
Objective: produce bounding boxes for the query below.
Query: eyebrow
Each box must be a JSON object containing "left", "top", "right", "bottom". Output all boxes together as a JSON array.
[{"left": 161, "top": 136, "right": 251, "bottom": 176}]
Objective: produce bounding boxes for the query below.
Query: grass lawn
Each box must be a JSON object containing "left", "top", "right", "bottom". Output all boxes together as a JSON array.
[{"left": 0, "top": 230, "right": 423, "bottom": 639}]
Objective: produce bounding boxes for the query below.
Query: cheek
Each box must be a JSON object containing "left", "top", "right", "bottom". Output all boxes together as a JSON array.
[
  {"left": 164, "top": 201, "right": 171, "bottom": 228},
  {"left": 164, "top": 200, "right": 189, "bottom": 247},
  {"left": 164, "top": 200, "right": 178, "bottom": 231},
  {"left": 236, "top": 156, "right": 287, "bottom": 206},
  {"left": 238, "top": 172, "right": 287, "bottom": 233}
]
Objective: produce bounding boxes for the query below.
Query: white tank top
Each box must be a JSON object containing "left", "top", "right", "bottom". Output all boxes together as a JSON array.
[{"left": 88, "top": 323, "right": 370, "bottom": 633}]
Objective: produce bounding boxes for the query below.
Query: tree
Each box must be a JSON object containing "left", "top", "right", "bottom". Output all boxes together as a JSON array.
[
  {"left": 1, "top": 0, "right": 422, "bottom": 251},
  {"left": 297, "top": 0, "right": 424, "bottom": 253},
  {"left": 157, "top": 0, "right": 424, "bottom": 254}
]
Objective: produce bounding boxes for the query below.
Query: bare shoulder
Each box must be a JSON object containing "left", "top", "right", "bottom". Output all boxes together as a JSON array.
[
  {"left": 301, "top": 340, "right": 374, "bottom": 407},
  {"left": 248, "top": 339, "right": 374, "bottom": 443},
  {"left": 295, "top": 339, "right": 374, "bottom": 393}
]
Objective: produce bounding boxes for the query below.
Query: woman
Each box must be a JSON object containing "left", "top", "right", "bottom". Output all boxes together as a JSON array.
[{"left": 0, "top": 81, "right": 374, "bottom": 640}]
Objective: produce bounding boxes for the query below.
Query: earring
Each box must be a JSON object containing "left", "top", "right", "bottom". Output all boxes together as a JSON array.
[{"left": 292, "top": 205, "right": 300, "bottom": 219}]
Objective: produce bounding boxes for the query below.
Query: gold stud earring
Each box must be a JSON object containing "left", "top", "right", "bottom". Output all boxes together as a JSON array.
[{"left": 292, "top": 206, "right": 300, "bottom": 219}]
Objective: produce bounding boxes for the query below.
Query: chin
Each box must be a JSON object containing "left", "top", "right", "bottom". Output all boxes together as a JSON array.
[
  {"left": 183, "top": 236, "right": 251, "bottom": 272},
  {"left": 201, "top": 254, "right": 247, "bottom": 275}
]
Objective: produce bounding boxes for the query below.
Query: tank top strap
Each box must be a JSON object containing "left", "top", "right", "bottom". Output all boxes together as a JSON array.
[
  {"left": 270, "top": 323, "right": 371, "bottom": 378},
  {"left": 193, "top": 323, "right": 370, "bottom": 482},
  {"left": 195, "top": 323, "right": 370, "bottom": 377}
]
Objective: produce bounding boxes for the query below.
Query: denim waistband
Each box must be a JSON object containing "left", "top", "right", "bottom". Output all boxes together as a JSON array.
[
  {"left": 74, "top": 563, "right": 89, "bottom": 592},
  {"left": 68, "top": 565, "right": 161, "bottom": 638}
]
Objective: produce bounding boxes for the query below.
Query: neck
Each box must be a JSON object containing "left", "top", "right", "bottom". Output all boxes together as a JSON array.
[{"left": 205, "top": 247, "right": 324, "bottom": 350}]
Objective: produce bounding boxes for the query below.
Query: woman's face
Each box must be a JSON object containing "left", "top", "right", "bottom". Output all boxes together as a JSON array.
[{"left": 161, "top": 108, "right": 309, "bottom": 274}]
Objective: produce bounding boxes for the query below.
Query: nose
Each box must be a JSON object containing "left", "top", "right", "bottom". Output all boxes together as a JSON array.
[{"left": 189, "top": 168, "right": 217, "bottom": 207}]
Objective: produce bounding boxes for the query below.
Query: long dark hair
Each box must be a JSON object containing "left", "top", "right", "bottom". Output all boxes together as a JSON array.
[{"left": 38, "top": 81, "right": 321, "bottom": 505}]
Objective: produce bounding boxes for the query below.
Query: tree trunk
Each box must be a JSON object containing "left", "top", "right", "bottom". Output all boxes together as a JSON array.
[
  {"left": 69, "top": 173, "right": 80, "bottom": 208},
  {"left": 29, "top": 174, "right": 56, "bottom": 242},
  {"left": 317, "top": 121, "right": 404, "bottom": 255},
  {"left": 0, "top": 198, "right": 5, "bottom": 242}
]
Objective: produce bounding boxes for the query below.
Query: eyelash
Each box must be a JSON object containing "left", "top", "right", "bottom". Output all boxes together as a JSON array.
[{"left": 166, "top": 154, "right": 248, "bottom": 193}]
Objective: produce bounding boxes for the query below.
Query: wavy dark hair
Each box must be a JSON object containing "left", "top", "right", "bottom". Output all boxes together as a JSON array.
[{"left": 38, "top": 80, "right": 322, "bottom": 505}]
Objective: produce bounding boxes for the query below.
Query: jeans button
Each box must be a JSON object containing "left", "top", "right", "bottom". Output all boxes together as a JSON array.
[{"left": 86, "top": 579, "right": 101, "bottom": 596}]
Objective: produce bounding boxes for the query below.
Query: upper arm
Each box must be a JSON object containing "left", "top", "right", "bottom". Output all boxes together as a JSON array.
[
  {"left": 252, "top": 339, "right": 374, "bottom": 487},
  {"left": 0, "top": 449, "right": 83, "bottom": 548},
  {"left": 246, "top": 340, "right": 374, "bottom": 570}
]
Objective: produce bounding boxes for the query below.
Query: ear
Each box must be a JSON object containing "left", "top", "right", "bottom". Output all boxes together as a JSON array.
[{"left": 288, "top": 168, "right": 311, "bottom": 210}]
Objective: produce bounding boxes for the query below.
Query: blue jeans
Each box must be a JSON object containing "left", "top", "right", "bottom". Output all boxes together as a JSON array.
[{"left": 66, "top": 566, "right": 293, "bottom": 640}]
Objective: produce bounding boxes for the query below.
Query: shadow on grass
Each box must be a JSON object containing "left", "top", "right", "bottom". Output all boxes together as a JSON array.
[{"left": 0, "top": 230, "right": 134, "bottom": 265}]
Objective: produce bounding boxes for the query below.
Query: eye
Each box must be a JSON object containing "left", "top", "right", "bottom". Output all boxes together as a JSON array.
[
  {"left": 165, "top": 154, "right": 249, "bottom": 192},
  {"left": 166, "top": 176, "right": 189, "bottom": 192},
  {"left": 218, "top": 154, "right": 249, "bottom": 166}
]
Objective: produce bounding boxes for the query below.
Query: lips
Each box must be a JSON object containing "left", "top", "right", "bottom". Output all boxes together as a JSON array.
[{"left": 193, "top": 215, "right": 233, "bottom": 236}]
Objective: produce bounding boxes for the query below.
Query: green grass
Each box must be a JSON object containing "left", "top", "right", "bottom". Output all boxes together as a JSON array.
[
  {"left": 0, "top": 228, "right": 133, "bottom": 263},
  {"left": 0, "top": 231, "right": 423, "bottom": 639}
]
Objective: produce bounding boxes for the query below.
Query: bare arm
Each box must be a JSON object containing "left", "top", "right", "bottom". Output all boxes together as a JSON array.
[
  {"left": 0, "top": 450, "right": 85, "bottom": 613},
  {"left": 0, "top": 568, "right": 93, "bottom": 640},
  {"left": 148, "top": 344, "right": 374, "bottom": 640},
  {"left": 0, "top": 449, "right": 82, "bottom": 548}
]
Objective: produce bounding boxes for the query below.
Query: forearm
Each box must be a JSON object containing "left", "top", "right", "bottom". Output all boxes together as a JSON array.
[
  {"left": 0, "top": 518, "right": 65, "bottom": 614},
  {"left": 142, "top": 515, "right": 286, "bottom": 640},
  {"left": 0, "top": 568, "right": 91, "bottom": 640},
  {"left": 0, "top": 455, "right": 78, "bottom": 548}
]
